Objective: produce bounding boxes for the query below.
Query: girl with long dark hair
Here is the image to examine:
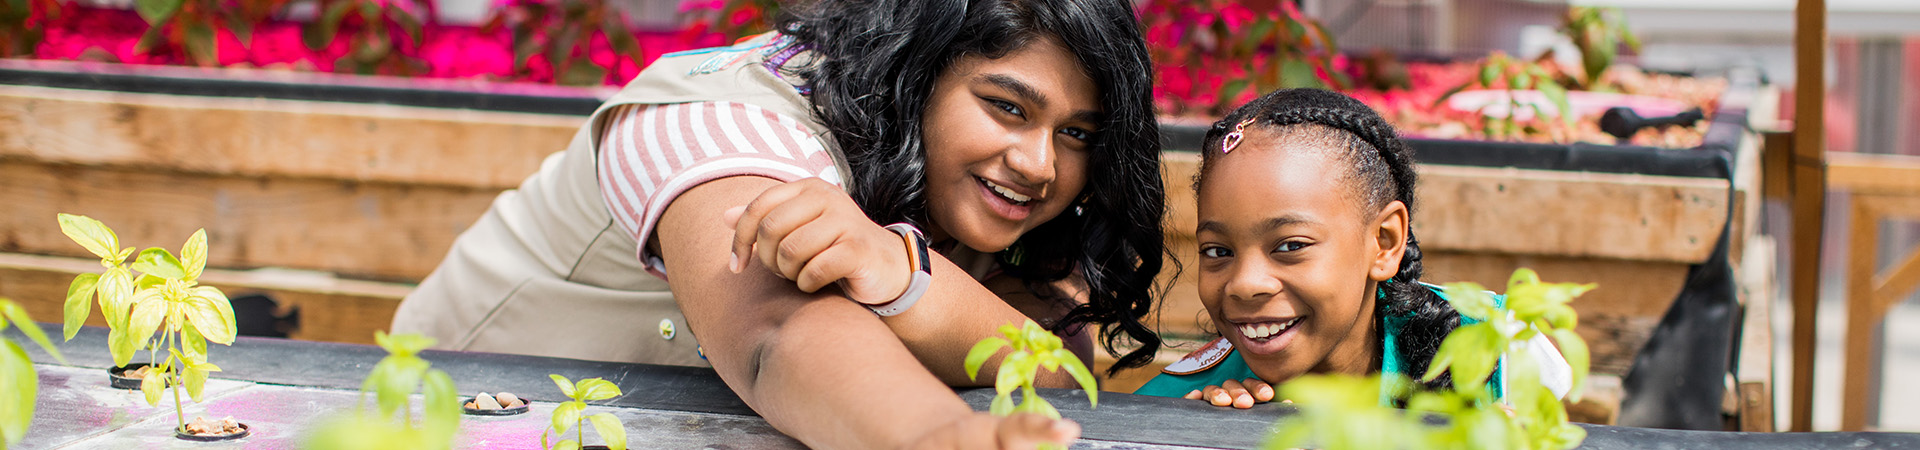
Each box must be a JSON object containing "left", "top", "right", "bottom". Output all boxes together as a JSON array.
[{"left": 391, "top": 0, "right": 1167, "bottom": 446}]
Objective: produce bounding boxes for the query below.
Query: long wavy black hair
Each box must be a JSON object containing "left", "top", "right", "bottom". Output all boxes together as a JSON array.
[
  {"left": 777, "top": 0, "right": 1168, "bottom": 374},
  {"left": 1195, "top": 88, "right": 1461, "bottom": 388}
]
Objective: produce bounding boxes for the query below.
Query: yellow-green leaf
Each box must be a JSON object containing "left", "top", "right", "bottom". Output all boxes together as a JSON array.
[
  {"left": 550, "top": 401, "right": 582, "bottom": 437},
  {"left": 575, "top": 378, "right": 622, "bottom": 402},
  {"left": 1440, "top": 282, "right": 1495, "bottom": 321},
  {"left": 988, "top": 392, "right": 1013, "bottom": 416},
  {"left": 552, "top": 439, "right": 581, "bottom": 450},
  {"left": 377, "top": 331, "right": 435, "bottom": 358},
  {"left": 131, "top": 248, "right": 186, "bottom": 280},
  {"left": 184, "top": 293, "right": 233, "bottom": 345},
  {"left": 0, "top": 340, "right": 36, "bottom": 444},
  {"left": 586, "top": 412, "right": 627, "bottom": 450},
  {"left": 181, "top": 229, "right": 207, "bottom": 281},
  {"left": 125, "top": 290, "right": 167, "bottom": 350},
  {"left": 963, "top": 337, "right": 1010, "bottom": 382},
  {"left": 421, "top": 370, "right": 461, "bottom": 443},
  {"left": 550, "top": 374, "right": 576, "bottom": 399},
  {"left": 141, "top": 365, "right": 166, "bottom": 406},
  {"left": 1551, "top": 328, "right": 1591, "bottom": 401},
  {"left": 0, "top": 301, "right": 63, "bottom": 364},
  {"left": 63, "top": 273, "right": 99, "bottom": 341},
  {"left": 1053, "top": 348, "right": 1097, "bottom": 408},
  {"left": 184, "top": 363, "right": 209, "bottom": 402},
  {"left": 1506, "top": 268, "right": 1541, "bottom": 290},
  {"left": 188, "top": 286, "right": 236, "bottom": 342},
  {"left": 181, "top": 323, "right": 208, "bottom": 361},
  {"left": 373, "top": 357, "right": 427, "bottom": 418},
  {"left": 99, "top": 267, "right": 134, "bottom": 329},
  {"left": 108, "top": 326, "right": 136, "bottom": 367},
  {"left": 57, "top": 214, "right": 120, "bottom": 261}
]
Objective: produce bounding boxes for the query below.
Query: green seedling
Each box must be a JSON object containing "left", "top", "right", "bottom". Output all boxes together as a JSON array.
[
  {"left": 1560, "top": 6, "right": 1641, "bottom": 90},
  {"left": 1267, "top": 268, "right": 1594, "bottom": 450},
  {"left": 57, "top": 213, "right": 239, "bottom": 436},
  {"left": 1434, "top": 52, "right": 1576, "bottom": 143},
  {"left": 964, "top": 320, "right": 1098, "bottom": 449},
  {"left": 543, "top": 375, "right": 627, "bottom": 450},
  {"left": 0, "top": 298, "right": 66, "bottom": 449},
  {"left": 306, "top": 331, "right": 460, "bottom": 450}
]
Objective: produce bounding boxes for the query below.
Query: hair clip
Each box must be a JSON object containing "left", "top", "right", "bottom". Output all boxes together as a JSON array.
[{"left": 1221, "top": 117, "right": 1256, "bottom": 154}]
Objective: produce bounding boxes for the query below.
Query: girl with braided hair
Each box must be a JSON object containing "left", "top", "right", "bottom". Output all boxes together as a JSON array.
[{"left": 1132, "top": 88, "right": 1570, "bottom": 408}]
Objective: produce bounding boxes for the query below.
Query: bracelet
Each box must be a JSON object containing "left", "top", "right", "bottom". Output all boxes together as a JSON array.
[{"left": 869, "top": 223, "right": 933, "bottom": 317}]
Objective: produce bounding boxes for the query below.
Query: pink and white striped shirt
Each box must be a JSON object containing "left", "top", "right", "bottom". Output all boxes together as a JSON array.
[{"left": 596, "top": 101, "right": 843, "bottom": 279}]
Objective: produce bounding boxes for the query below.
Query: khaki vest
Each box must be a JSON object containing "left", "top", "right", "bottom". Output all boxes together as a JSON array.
[{"left": 390, "top": 33, "right": 852, "bottom": 366}]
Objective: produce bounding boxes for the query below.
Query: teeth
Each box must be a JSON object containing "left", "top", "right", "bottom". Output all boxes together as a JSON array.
[
  {"left": 1239, "top": 318, "right": 1302, "bottom": 341},
  {"left": 981, "top": 178, "right": 1032, "bottom": 204}
]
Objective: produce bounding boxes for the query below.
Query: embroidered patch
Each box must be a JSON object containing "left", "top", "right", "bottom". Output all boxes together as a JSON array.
[
  {"left": 1162, "top": 337, "right": 1234, "bottom": 375},
  {"left": 684, "top": 34, "right": 797, "bottom": 76}
]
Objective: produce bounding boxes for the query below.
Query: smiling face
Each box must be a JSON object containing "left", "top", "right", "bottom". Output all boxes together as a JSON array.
[
  {"left": 919, "top": 38, "right": 1100, "bottom": 252},
  {"left": 1194, "top": 126, "right": 1408, "bottom": 384}
]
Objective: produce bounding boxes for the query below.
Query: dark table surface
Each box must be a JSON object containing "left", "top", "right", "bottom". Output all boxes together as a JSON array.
[{"left": 16, "top": 326, "right": 1920, "bottom": 449}]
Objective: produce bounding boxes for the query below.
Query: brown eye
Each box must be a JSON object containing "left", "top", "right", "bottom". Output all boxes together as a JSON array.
[
  {"left": 986, "top": 98, "right": 1023, "bottom": 117},
  {"left": 1273, "top": 241, "right": 1309, "bottom": 253},
  {"left": 1200, "top": 246, "right": 1232, "bottom": 258}
]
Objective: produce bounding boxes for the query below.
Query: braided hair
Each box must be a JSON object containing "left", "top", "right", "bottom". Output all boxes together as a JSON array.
[{"left": 1194, "top": 88, "right": 1459, "bottom": 388}]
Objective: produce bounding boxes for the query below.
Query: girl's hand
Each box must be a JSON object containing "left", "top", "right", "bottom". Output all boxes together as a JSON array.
[
  {"left": 1181, "top": 378, "right": 1275, "bottom": 409},
  {"left": 723, "top": 177, "right": 912, "bottom": 305},
  {"left": 905, "top": 412, "right": 1080, "bottom": 450}
]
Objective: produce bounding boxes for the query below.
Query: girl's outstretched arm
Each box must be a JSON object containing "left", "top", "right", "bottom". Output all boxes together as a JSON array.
[{"left": 657, "top": 175, "right": 1074, "bottom": 450}]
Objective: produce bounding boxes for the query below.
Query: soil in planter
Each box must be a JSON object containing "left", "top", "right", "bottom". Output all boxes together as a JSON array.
[
  {"left": 175, "top": 416, "right": 250, "bottom": 441},
  {"left": 107, "top": 363, "right": 166, "bottom": 390},
  {"left": 463, "top": 392, "right": 529, "bottom": 416}
]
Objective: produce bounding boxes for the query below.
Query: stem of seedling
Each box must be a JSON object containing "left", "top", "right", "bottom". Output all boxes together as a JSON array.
[{"left": 168, "top": 332, "right": 185, "bottom": 432}]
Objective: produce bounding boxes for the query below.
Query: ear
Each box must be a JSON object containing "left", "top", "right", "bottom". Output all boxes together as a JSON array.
[{"left": 1367, "top": 200, "right": 1409, "bottom": 283}]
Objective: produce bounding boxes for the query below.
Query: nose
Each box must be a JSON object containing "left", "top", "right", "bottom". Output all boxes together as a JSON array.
[
  {"left": 1222, "top": 256, "right": 1283, "bottom": 304},
  {"left": 1003, "top": 128, "right": 1056, "bottom": 187}
]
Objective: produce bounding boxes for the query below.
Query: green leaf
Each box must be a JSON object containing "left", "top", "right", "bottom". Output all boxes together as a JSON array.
[
  {"left": 181, "top": 319, "right": 208, "bottom": 361},
  {"left": 558, "top": 62, "right": 607, "bottom": 86},
  {"left": 1478, "top": 61, "right": 1500, "bottom": 87},
  {"left": 550, "top": 401, "right": 583, "bottom": 437},
  {"left": 0, "top": 340, "right": 35, "bottom": 444},
  {"left": 552, "top": 439, "right": 581, "bottom": 450},
  {"left": 1552, "top": 328, "right": 1591, "bottom": 401},
  {"left": 57, "top": 213, "right": 120, "bottom": 261},
  {"left": 586, "top": 412, "right": 627, "bottom": 450},
  {"left": 1537, "top": 79, "right": 1574, "bottom": 127},
  {"left": 125, "top": 290, "right": 166, "bottom": 350},
  {"left": 1053, "top": 349, "right": 1097, "bottom": 408},
  {"left": 140, "top": 364, "right": 166, "bottom": 406},
  {"left": 376, "top": 332, "right": 436, "bottom": 359},
  {"left": 388, "top": 7, "right": 424, "bottom": 45},
  {"left": 574, "top": 378, "right": 622, "bottom": 402},
  {"left": 1234, "top": 17, "right": 1274, "bottom": 55},
  {"left": 963, "top": 337, "right": 1009, "bottom": 382},
  {"left": 187, "top": 286, "right": 236, "bottom": 343},
  {"left": 1443, "top": 321, "right": 1505, "bottom": 388},
  {"left": 988, "top": 392, "right": 1013, "bottom": 416},
  {"left": 1278, "top": 59, "right": 1324, "bottom": 90},
  {"left": 185, "top": 21, "right": 216, "bottom": 65},
  {"left": 1215, "top": 79, "right": 1251, "bottom": 110},
  {"left": 1, "top": 301, "right": 63, "bottom": 363},
  {"left": 180, "top": 229, "right": 206, "bottom": 281},
  {"left": 421, "top": 370, "right": 461, "bottom": 443},
  {"left": 183, "top": 293, "right": 233, "bottom": 345},
  {"left": 1440, "top": 282, "right": 1495, "bottom": 320},
  {"left": 550, "top": 374, "right": 577, "bottom": 399},
  {"left": 373, "top": 357, "right": 427, "bottom": 418},
  {"left": 994, "top": 352, "right": 1030, "bottom": 395},
  {"left": 0, "top": 337, "right": 26, "bottom": 417},
  {"left": 131, "top": 248, "right": 186, "bottom": 280},
  {"left": 226, "top": 14, "right": 254, "bottom": 45},
  {"left": 183, "top": 361, "right": 209, "bottom": 402},
  {"left": 100, "top": 267, "right": 134, "bottom": 330},
  {"left": 134, "top": 0, "right": 181, "bottom": 23},
  {"left": 1543, "top": 302, "right": 1578, "bottom": 330},
  {"left": 304, "top": 0, "right": 355, "bottom": 50},
  {"left": 108, "top": 325, "right": 136, "bottom": 367},
  {"left": 63, "top": 273, "right": 99, "bottom": 341},
  {"left": 1509, "top": 70, "right": 1533, "bottom": 90}
]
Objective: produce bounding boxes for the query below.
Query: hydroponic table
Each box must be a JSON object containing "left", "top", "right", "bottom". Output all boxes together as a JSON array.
[{"left": 14, "top": 326, "right": 1920, "bottom": 449}]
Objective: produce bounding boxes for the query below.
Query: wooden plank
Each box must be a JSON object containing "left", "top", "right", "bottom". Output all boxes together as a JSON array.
[
  {"left": 1788, "top": 0, "right": 1826, "bottom": 432},
  {"left": 0, "top": 84, "right": 581, "bottom": 190},
  {"left": 1162, "top": 158, "right": 1732, "bottom": 264},
  {"left": 0, "top": 160, "right": 498, "bottom": 282},
  {"left": 1736, "top": 237, "right": 1777, "bottom": 431},
  {"left": 1842, "top": 196, "right": 1875, "bottom": 431},
  {"left": 1827, "top": 152, "right": 1920, "bottom": 195},
  {"left": 0, "top": 252, "right": 407, "bottom": 345}
]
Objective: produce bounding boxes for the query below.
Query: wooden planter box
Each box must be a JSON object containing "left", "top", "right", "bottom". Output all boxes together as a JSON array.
[{"left": 0, "top": 61, "right": 1775, "bottom": 426}]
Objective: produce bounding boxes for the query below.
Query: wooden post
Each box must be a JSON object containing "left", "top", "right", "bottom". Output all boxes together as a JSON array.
[
  {"left": 1788, "top": 0, "right": 1826, "bottom": 433},
  {"left": 1843, "top": 198, "right": 1878, "bottom": 431}
]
